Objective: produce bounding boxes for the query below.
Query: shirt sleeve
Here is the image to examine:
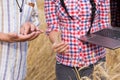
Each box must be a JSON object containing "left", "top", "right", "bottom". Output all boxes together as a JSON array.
[
  {"left": 30, "top": 2, "right": 40, "bottom": 27},
  {"left": 44, "top": 0, "right": 60, "bottom": 35},
  {"left": 101, "top": 0, "right": 111, "bottom": 28},
  {"left": 106, "top": 0, "right": 111, "bottom": 23}
]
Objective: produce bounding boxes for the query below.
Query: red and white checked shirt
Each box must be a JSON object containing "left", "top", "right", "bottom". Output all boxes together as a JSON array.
[{"left": 45, "top": 0, "right": 110, "bottom": 67}]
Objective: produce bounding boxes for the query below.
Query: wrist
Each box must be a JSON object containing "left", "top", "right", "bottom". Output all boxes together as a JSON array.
[{"left": 49, "top": 31, "right": 62, "bottom": 44}]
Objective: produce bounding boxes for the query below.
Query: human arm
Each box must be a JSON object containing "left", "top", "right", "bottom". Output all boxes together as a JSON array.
[
  {"left": 49, "top": 31, "right": 69, "bottom": 53},
  {"left": 0, "top": 31, "right": 38, "bottom": 43},
  {"left": 45, "top": 0, "right": 68, "bottom": 53},
  {"left": 0, "top": 22, "right": 43, "bottom": 43}
]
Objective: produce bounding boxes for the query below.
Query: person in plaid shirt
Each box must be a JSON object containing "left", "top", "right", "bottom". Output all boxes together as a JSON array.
[{"left": 45, "top": 0, "right": 110, "bottom": 79}]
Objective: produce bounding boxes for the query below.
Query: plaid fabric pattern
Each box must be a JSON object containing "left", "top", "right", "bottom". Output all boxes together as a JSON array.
[
  {"left": 45, "top": 0, "right": 110, "bottom": 67},
  {"left": 110, "top": 0, "right": 120, "bottom": 27}
]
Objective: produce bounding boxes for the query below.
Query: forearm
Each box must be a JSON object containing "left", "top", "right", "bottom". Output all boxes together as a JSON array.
[
  {"left": 0, "top": 32, "right": 10, "bottom": 42},
  {"left": 0, "top": 32, "right": 4, "bottom": 41},
  {"left": 49, "top": 31, "right": 61, "bottom": 44},
  {"left": 0, "top": 32, "right": 16, "bottom": 42}
]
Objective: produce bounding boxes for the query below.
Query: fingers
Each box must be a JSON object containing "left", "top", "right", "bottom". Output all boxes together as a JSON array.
[
  {"left": 36, "top": 27, "right": 40, "bottom": 31},
  {"left": 20, "top": 22, "right": 35, "bottom": 35},
  {"left": 30, "top": 25, "right": 44, "bottom": 34},
  {"left": 24, "top": 32, "right": 37, "bottom": 41},
  {"left": 20, "top": 22, "right": 30, "bottom": 35},
  {"left": 28, "top": 31, "right": 40, "bottom": 40},
  {"left": 17, "top": 29, "right": 43, "bottom": 42},
  {"left": 24, "top": 25, "right": 31, "bottom": 35},
  {"left": 27, "top": 29, "right": 44, "bottom": 40},
  {"left": 17, "top": 32, "right": 36, "bottom": 42},
  {"left": 30, "top": 24, "right": 36, "bottom": 32},
  {"left": 19, "top": 22, "right": 44, "bottom": 42},
  {"left": 38, "top": 29, "right": 44, "bottom": 33},
  {"left": 52, "top": 42, "right": 69, "bottom": 53},
  {"left": 17, "top": 30, "right": 42, "bottom": 42},
  {"left": 56, "top": 44, "right": 69, "bottom": 53},
  {"left": 53, "top": 42, "right": 65, "bottom": 49},
  {"left": 20, "top": 22, "right": 44, "bottom": 35}
]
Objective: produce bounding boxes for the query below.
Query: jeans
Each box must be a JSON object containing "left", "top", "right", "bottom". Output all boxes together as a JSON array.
[{"left": 56, "top": 57, "right": 105, "bottom": 80}]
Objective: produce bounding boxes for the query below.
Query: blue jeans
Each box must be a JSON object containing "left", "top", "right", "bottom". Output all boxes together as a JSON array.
[{"left": 56, "top": 57, "right": 105, "bottom": 80}]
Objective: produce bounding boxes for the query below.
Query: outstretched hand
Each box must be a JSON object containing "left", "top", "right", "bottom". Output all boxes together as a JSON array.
[
  {"left": 0, "top": 22, "right": 43, "bottom": 43},
  {"left": 0, "top": 32, "right": 40, "bottom": 42},
  {"left": 19, "top": 22, "right": 43, "bottom": 41}
]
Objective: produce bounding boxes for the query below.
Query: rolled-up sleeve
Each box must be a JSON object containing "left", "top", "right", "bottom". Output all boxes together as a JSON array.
[
  {"left": 30, "top": 2, "right": 40, "bottom": 26},
  {"left": 44, "top": 0, "right": 60, "bottom": 35}
]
